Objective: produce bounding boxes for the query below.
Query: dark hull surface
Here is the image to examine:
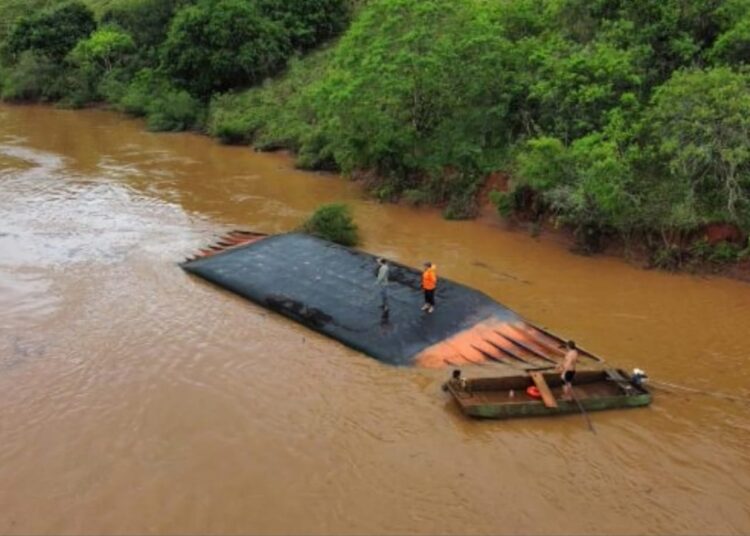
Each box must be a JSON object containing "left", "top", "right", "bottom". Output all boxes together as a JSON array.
[
  {"left": 181, "top": 232, "right": 606, "bottom": 368},
  {"left": 182, "top": 233, "right": 522, "bottom": 365}
]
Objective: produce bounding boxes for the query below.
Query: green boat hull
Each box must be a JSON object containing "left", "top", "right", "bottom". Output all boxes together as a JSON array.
[
  {"left": 466, "top": 391, "right": 652, "bottom": 419},
  {"left": 446, "top": 369, "right": 652, "bottom": 420}
]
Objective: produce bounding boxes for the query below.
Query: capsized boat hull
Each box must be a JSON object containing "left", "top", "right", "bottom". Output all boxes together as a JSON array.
[
  {"left": 182, "top": 231, "right": 612, "bottom": 370},
  {"left": 445, "top": 369, "right": 652, "bottom": 419}
]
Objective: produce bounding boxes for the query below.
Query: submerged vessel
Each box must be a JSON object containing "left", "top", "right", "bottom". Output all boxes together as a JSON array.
[{"left": 181, "top": 231, "right": 604, "bottom": 369}]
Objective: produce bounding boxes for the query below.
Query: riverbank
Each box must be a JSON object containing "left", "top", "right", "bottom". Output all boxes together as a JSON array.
[
  {"left": 4, "top": 1, "right": 750, "bottom": 261},
  {"left": 7, "top": 93, "right": 749, "bottom": 285},
  {"left": 478, "top": 205, "right": 750, "bottom": 285}
]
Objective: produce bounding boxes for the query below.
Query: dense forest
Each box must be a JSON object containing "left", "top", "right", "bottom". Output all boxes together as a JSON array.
[{"left": 3, "top": 0, "right": 750, "bottom": 267}]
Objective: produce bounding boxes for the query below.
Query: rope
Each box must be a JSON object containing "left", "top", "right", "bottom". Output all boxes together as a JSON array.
[{"left": 648, "top": 379, "right": 750, "bottom": 404}]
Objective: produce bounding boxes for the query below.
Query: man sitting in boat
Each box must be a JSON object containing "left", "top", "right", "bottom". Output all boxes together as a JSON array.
[
  {"left": 557, "top": 340, "right": 578, "bottom": 400},
  {"left": 444, "top": 369, "right": 467, "bottom": 391}
]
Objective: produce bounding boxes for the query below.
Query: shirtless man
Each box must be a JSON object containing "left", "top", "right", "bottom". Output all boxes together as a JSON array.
[{"left": 557, "top": 340, "right": 579, "bottom": 400}]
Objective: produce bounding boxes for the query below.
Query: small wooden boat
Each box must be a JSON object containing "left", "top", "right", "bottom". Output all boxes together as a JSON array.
[{"left": 444, "top": 369, "right": 651, "bottom": 419}]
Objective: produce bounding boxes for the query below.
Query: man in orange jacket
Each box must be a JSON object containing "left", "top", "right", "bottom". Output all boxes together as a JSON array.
[{"left": 421, "top": 261, "right": 437, "bottom": 313}]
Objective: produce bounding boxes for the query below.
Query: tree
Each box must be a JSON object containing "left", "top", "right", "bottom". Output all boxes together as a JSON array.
[
  {"left": 4, "top": 2, "right": 96, "bottom": 62},
  {"left": 709, "top": 15, "right": 750, "bottom": 65},
  {"left": 305, "top": 0, "right": 518, "bottom": 186},
  {"left": 530, "top": 40, "right": 642, "bottom": 142},
  {"left": 161, "top": 0, "right": 290, "bottom": 98},
  {"left": 645, "top": 67, "right": 750, "bottom": 229},
  {"left": 514, "top": 137, "right": 573, "bottom": 193},
  {"left": 258, "top": 0, "right": 350, "bottom": 51},
  {"left": 512, "top": 133, "right": 636, "bottom": 250},
  {"left": 69, "top": 28, "right": 135, "bottom": 74},
  {"left": 101, "top": 0, "right": 193, "bottom": 51},
  {"left": 564, "top": 0, "right": 723, "bottom": 83}
]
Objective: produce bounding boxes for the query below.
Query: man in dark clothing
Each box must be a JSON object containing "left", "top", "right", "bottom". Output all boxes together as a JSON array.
[{"left": 376, "top": 257, "right": 389, "bottom": 313}]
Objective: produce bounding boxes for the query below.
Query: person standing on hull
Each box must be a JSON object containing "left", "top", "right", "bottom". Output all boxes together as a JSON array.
[
  {"left": 421, "top": 261, "right": 437, "bottom": 313},
  {"left": 557, "top": 340, "right": 579, "bottom": 400},
  {"left": 376, "top": 257, "right": 390, "bottom": 314}
]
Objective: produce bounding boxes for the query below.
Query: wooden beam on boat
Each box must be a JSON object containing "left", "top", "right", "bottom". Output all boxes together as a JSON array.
[{"left": 529, "top": 371, "right": 558, "bottom": 409}]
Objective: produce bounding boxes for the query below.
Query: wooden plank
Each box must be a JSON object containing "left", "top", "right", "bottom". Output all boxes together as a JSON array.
[{"left": 529, "top": 372, "right": 558, "bottom": 408}]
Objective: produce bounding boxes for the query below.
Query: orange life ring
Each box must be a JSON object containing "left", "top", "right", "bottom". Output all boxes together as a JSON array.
[{"left": 526, "top": 386, "right": 541, "bottom": 398}]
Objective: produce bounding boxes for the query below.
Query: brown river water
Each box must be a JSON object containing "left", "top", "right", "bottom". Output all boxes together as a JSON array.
[{"left": 1, "top": 104, "right": 749, "bottom": 535}]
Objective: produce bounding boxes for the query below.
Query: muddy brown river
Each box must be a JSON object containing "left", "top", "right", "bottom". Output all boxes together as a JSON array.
[{"left": 1, "top": 104, "right": 749, "bottom": 534}]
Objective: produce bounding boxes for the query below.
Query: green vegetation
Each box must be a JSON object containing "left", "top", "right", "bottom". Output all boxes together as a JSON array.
[
  {"left": 161, "top": 0, "right": 290, "bottom": 98},
  {"left": 2, "top": 2, "right": 96, "bottom": 61},
  {"left": 301, "top": 203, "right": 360, "bottom": 246},
  {"left": 3, "top": 0, "right": 750, "bottom": 266},
  {"left": 208, "top": 45, "right": 336, "bottom": 165},
  {"left": 0, "top": 0, "right": 349, "bottom": 124}
]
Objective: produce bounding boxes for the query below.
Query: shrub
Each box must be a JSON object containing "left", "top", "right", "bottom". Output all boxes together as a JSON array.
[
  {"left": 650, "top": 244, "right": 684, "bottom": 271},
  {"left": 301, "top": 203, "right": 359, "bottom": 246},
  {"left": 117, "top": 68, "right": 202, "bottom": 130},
  {"left": 708, "top": 242, "right": 742, "bottom": 264},
  {"left": 443, "top": 186, "right": 480, "bottom": 220},
  {"left": 688, "top": 238, "right": 713, "bottom": 261},
  {"left": 97, "top": 68, "right": 130, "bottom": 103},
  {"left": 0, "top": 51, "right": 66, "bottom": 102},
  {"left": 489, "top": 190, "right": 514, "bottom": 217},
  {"left": 207, "top": 47, "right": 334, "bottom": 152},
  {"left": 146, "top": 89, "right": 203, "bottom": 131},
  {"left": 118, "top": 68, "right": 163, "bottom": 116},
  {"left": 740, "top": 237, "right": 750, "bottom": 259},
  {"left": 403, "top": 188, "right": 429, "bottom": 206},
  {"left": 208, "top": 91, "right": 263, "bottom": 144},
  {"left": 657, "top": 238, "right": 743, "bottom": 271}
]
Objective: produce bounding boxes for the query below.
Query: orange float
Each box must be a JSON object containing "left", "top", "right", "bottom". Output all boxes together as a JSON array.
[{"left": 526, "top": 385, "right": 542, "bottom": 398}]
